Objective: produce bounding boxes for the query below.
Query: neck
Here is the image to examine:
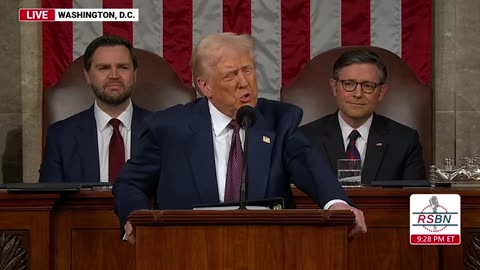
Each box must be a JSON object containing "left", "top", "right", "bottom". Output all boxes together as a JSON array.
[
  {"left": 96, "top": 99, "right": 130, "bottom": 118},
  {"left": 339, "top": 111, "right": 369, "bottom": 129}
]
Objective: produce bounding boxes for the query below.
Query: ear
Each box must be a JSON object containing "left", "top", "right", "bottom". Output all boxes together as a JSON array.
[
  {"left": 196, "top": 78, "right": 211, "bottom": 98},
  {"left": 133, "top": 69, "right": 137, "bottom": 83},
  {"left": 83, "top": 69, "right": 91, "bottom": 84},
  {"left": 330, "top": 78, "right": 338, "bottom": 97},
  {"left": 378, "top": 83, "right": 388, "bottom": 101}
]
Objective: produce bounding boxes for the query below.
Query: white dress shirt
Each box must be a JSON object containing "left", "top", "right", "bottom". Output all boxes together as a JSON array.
[
  {"left": 338, "top": 112, "right": 373, "bottom": 166},
  {"left": 94, "top": 100, "right": 133, "bottom": 183}
]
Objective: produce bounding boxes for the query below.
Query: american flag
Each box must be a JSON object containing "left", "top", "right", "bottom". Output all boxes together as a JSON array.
[{"left": 42, "top": 0, "right": 431, "bottom": 100}]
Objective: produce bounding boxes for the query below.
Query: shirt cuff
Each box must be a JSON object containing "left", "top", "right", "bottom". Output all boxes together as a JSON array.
[{"left": 324, "top": 199, "right": 348, "bottom": 210}]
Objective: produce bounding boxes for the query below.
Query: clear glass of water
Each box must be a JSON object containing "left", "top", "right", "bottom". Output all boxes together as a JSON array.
[{"left": 337, "top": 159, "right": 362, "bottom": 187}]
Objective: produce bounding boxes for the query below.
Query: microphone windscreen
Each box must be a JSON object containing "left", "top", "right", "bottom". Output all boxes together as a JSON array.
[{"left": 236, "top": 105, "right": 256, "bottom": 128}]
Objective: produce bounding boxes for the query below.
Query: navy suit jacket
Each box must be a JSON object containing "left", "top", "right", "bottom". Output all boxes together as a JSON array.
[
  {"left": 39, "top": 104, "right": 151, "bottom": 182},
  {"left": 300, "top": 112, "right": 426, "bottom": 184},
  {"left": 114, "top": 98, "right": 350, "bottom": 226}
]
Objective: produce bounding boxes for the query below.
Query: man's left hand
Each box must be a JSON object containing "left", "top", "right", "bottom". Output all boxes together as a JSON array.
[{"left": 329, "top": 202, "right": 367, "bottom": 238}]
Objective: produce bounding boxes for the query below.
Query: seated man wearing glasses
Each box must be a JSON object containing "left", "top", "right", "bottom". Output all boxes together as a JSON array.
[{"left": 301, "top": 49, "right": 425, "bottom": 184}]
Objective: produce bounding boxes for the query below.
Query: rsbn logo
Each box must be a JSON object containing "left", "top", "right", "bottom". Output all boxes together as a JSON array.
[{"left": 410, "top": 194, "right": 461, "bottom": 245}]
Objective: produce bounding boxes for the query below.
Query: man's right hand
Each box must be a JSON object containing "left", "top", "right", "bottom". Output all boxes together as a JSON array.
[{"left": 124, "top": 221, "right": 136, "bottom": 245}]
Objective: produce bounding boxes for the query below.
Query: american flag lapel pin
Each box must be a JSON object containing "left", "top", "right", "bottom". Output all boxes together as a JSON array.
[{"left": 263, "top": 136, "right": 271, "bottom": 144}]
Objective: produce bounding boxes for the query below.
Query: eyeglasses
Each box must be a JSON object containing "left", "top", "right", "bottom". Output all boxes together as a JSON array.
[{"left": 336, "top": 79, "right": 383, "bottom": 94}]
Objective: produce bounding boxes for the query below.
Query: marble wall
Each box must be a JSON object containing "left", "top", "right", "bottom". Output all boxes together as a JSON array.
[
  {"left": 434, "top": 0, "right": 480, "bottom": 166},
  {"left": 0, "top": 0, "right": 479, "bottom": 182}
]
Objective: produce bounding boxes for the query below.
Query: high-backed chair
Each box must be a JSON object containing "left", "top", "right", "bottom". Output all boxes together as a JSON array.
[
  {"left": 43, "top": 48, "right": 196, "bottom": 131},
  {"left": 281, "top": 46, "right": 433, "bottom": 168}
]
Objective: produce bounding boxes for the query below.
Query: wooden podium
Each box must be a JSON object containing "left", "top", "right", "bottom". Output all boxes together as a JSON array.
[{"left": 128, "top": 209, "right": 355, "bottom": 270}]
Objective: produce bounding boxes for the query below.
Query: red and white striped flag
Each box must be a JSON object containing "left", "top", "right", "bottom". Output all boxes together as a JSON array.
[{"left": 42, "top": 0, "right": 431, "bottom": 100}]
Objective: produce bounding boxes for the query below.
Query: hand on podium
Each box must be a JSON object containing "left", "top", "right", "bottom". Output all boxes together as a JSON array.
[
  {"left": 329, "top": 203, "right": 367, "bottom": 238},
  {"left": 123, "top": 221, "right": 136, "bottom": 245}
]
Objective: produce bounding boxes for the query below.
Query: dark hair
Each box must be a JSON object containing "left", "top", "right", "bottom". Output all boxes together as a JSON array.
[
  {"left": 332, "top": 49, "right": 387, "bottom": 83},
  {"left": 83, "top": 35, "right": 138, "bottom": 71}
]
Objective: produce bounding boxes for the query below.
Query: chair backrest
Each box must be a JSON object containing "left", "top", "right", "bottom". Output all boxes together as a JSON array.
[
  {"left": 43, "top": 48, "right": 196, "bottom": 130},
  {"left": 281, "top": 46, "right": 433, "bottom": 167}
]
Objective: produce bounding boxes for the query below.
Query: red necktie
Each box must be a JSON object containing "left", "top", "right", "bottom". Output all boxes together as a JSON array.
[
  {"left": 109, "top": 119, "right": 125, "bottom": 184},
  {"left": 224, "top": 120, "right": 243, "bottom": 203},
  {"left": 345, "top": 130, "right": 361, "bottom": 160}
]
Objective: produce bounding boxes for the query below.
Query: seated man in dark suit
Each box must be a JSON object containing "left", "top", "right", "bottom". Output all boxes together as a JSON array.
[
  {"left": 39, "top": 35, "right": 151, "bottom": 183},
  {"left": 114, "top": 32, "right": 367, "bottom": 244},
  {"left": 301, "top": 49, "right": 426, "bottom": 184}
]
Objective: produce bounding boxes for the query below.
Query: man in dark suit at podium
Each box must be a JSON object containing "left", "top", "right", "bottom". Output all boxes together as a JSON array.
[
  {"left": 301, "top": 49, "right": 425, "bottom": 184},
  {"left": 114, "top": 33, "right": 367, "bottom": 244},
  {"left": 39, "top": 36, "right": 151, "bottom": 183}
]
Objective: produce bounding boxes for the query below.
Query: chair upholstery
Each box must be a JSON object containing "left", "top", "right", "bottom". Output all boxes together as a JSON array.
[
  {"left": 281, "top": 46, "right": 433, "bottom": 168},
  {"left": 43, "top": 48, "right": 196, "bottom": 130}
]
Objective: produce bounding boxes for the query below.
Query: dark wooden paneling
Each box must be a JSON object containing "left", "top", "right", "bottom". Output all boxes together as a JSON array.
[
  {"left": 71, "top": 230, "right": 134, "bottom": 270},
  {"left": 0, "top": 188, "right": 478, "bottom": 269}
]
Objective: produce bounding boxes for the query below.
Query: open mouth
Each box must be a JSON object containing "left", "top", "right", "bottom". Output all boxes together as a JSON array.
[{"left": 239, "top": 93, "right": 250, "bottom": 103}]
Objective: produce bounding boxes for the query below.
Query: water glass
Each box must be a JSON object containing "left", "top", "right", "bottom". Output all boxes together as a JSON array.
[{"left": 337, "top": 159, "right": 362, "bottom": 187}]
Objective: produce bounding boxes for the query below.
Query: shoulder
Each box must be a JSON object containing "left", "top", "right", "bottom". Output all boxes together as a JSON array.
[
  {"left": 144, "top": 98, "right": 205, "bottom": 126},
  {"left": 374, "top": 114, "right": 418, "bottom": 135},
  {"left": 46, "top": 107, "right": 93, "bottom": 134},
  {"left": 132, "top": 103, "right": 153, "bottom": 117},
  {"left": 300, "top": 113, "right": 336, "bottom": 134},
  {"left": 256, "top": 98, "right": 303, "bottom": 120}
]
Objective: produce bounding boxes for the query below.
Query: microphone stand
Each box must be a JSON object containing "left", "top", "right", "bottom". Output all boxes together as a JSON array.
[{"left": 238, "top": 122, "right": 250, "bottom": 210}]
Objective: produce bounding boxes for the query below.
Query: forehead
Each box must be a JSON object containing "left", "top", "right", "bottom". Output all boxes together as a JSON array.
[
  {"left": 215, "top": 46, "right": 252, "bottom": 62},
  {"left": 337, "top": 63, "right": 381, "bottom": 81},
  {"left": 91, "top": 45, "right": 132, "bottom": 64}
]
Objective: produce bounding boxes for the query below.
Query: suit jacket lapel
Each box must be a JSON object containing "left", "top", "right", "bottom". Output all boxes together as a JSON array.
[
  {"left": 187, "top": 99, "right": 220, "bottom": 203},
  {"left": 362, "top": 114, "right": 387, "bottom": 184},
  {"left": 246, "top": 111, "right": 274, "bottom": 201},
  {"left": 76, "top": 107, "right": 100, "bottom": 182},
  {"left": 324, "top": 115, "right": 347, "bottom": 173}
]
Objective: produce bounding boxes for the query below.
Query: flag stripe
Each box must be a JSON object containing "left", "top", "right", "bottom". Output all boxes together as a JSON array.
[
  {"left": 281, "top": 0, "right": 310, "bottom": 87},
  {"left": 251, "top": 0, "right": 281, "bottom": 100},
  {"left": 402, "top": 0, "right": 432, "bottom": 84},
  {"left": 103, "top": 0, "right": 133, "bottom": 44},
  {"left": 223, "top": 0, "right": 251, "bottom": 34},
  {"left": 42, "top": 0, "right": 432, "bottom": 96},
  {"left": 371, "top": 0, "right": 401, "bottom": 56},
  {"left": 42, "top": 0, "right": 73, "bottom": 89},
  {"left": 341, "top": 0, "right": 371, "bottom": 45},
  {"left": 163, "top": 0, "right": 193, "bottom": 85},
  {"left": 133, "top": 0, "right": 163, "bottom": 56},
  {"left": 310, "top": 0, "right": 341, "bottom": 58},
  {"left": 73, "top": 0, "right": 102, "bottom": 60}
]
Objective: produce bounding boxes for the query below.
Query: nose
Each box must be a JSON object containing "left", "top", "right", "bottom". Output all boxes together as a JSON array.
[
  {"left": 352, "top": 83, "right": 363, "bottom": 97},
  {"left": 238, "top": 72, "right": 248, "bottom": 88},
  {"left": 109, "top": 68, "right": 119, "bottom": 79}
]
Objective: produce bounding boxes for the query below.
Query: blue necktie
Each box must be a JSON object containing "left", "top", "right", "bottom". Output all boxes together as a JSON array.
[{"left": 345, "top": 130, "right": 361, "bottom": 160}]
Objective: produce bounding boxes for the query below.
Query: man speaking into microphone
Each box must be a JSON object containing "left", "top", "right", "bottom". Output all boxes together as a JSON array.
[{"left": 114, "top": 32, "right": 367, "bottom": 244}]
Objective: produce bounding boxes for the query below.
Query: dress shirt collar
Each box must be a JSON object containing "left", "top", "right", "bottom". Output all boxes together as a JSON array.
[
  {"left": 94, "top": 99, "right": 133, "bottom": 131},
  {"left": 208, "top": 101, "right": 235, "bottom": 137},
  {"left": 337, "top": 111, "right": 373, "bottom": 143}
]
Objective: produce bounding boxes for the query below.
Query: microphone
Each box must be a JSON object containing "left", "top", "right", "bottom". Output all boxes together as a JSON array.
[
  {"left": 429, "top": 196, "right": 439, "bottom": 230},
  {"left": 236, "top": 106, "right": 256, "bottom": 210}
]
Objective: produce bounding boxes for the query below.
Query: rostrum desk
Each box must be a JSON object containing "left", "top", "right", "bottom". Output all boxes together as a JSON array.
[{"left": 0, "top": 187, "right": 479, "bottom": 269}]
